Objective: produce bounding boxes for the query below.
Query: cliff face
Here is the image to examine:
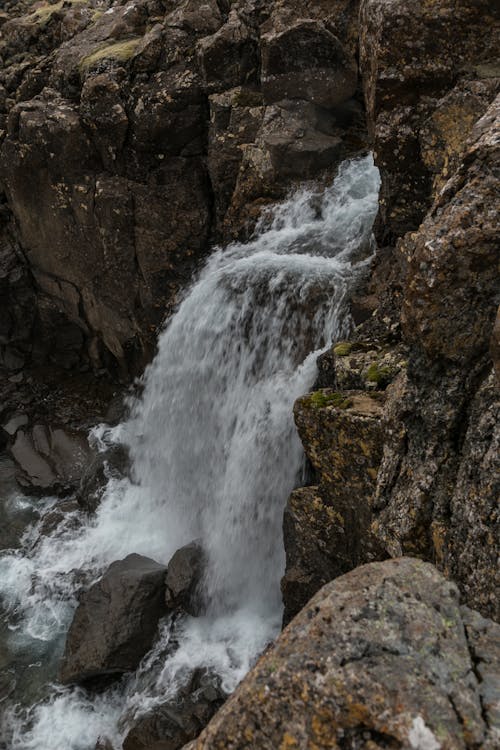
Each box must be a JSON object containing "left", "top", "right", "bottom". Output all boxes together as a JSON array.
[
  {"left": 283, "top": 0, "right": 500, "bottom": 622},
  {"left": 0, "top": 0, "right": 366, "bottom": 376}
]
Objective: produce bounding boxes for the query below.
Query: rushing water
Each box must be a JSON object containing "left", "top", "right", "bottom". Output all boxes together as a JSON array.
[{"left": 0, "top": 155, "right": 380, "bottom": 749}]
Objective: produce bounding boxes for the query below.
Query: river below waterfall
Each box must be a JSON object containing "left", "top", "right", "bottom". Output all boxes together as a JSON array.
[{"left": 0, "top": 156, "right": 380, "bottom": 750}]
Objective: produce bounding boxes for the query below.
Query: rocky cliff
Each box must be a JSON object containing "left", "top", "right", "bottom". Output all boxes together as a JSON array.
[
  {"left": 280, "top": 0, "right": 500, "bottom": 625},
  {"left": 0, "top": 0, "right": 367, "bottom": 376},
  {"left": 0, "top": 0, "right": 499, "bottom": 748}
]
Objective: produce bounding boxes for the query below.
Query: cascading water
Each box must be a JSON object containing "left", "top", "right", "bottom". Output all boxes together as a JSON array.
[{"left": 0, "top": 155, "right": 380, "bottom": 749}]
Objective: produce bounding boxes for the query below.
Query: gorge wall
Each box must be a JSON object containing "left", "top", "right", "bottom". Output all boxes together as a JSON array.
[{"left": 0, "top": 0, "right": 499, "bottom": 747}]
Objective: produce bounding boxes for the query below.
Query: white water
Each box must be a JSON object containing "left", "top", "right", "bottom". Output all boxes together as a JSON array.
[{"left": 0, "top": 155, "right": 380, "bottom": 749}]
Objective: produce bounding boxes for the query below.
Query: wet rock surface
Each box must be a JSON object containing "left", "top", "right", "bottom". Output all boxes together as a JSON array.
[
  {"left": 165, "top": 540, "right": 206, "bottom": 616},
  {"left": 123, "top": 669, "right": 226, "bottom": 750},
  {"left": 60, "top": 553, "right": 167, "bottom": 684},
  {"left": 189, "top": 558, "right": 500, "bottom": 750}
]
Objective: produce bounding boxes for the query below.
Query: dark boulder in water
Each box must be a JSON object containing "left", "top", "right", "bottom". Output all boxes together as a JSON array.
[
  {"left": 60, "top": 553, "right": 167, "bottom": 685},
  {"left": 123, "top": 669, "right": 226, "bottom": 750},
  {"left": 165, "top": 541, "right": 206, "bottom": 616}
]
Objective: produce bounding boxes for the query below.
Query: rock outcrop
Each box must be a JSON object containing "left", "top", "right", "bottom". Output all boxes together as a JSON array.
[
  {"left": 60, "top": 553, "right": 167, "bottom": 684},
  {"left": 281, "top": 388, "right": 385, "bottom": 624},
  {"left": 289, "top": 2, "right": 499, "bottom": 622},
  {"left": 0, "top": 0, "right": 367, "bottom": 377},
  {"left": 188, "top": 558, "right": 500, "bottom": 749},
  {"left": 370, "top": 95, "right": 500, "bottom": 621}
]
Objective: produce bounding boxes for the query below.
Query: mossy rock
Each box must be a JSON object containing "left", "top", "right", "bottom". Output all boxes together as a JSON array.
[
  {"left": 333, "top": 342, "right": 352, "bottom": 357},
  {"left": 79, "top": 38, "right": 142, "bottom": 72},
  {"left": 366, "top": 362, "right": 393, "bottom": 386},
  {"left": 28, "top": 0, "right": 88, "bottom": 26},
  {"left": 308, "top": 391, "right": 353, "bottom": 410}
]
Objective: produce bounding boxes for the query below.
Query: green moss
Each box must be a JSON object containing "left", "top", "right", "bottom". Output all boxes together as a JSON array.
[
  {"left": 366, "top": 362, "right": 392, "bottom": 385},
  {"left": 333, "top": 342, "right": 352, "bottom": 357},
  {"left": 309, "top": 391, "right": 352, "bottom": 410},
  {"left": 29, "top": 0, "right": 87, "bottom": 25},
  {"left": 79, "top": 38, "right": 142, "bottom": 72}
]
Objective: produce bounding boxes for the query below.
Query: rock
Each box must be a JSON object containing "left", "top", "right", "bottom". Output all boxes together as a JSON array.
[
  {"left": 122, "top": 669, "right": 226, "bottom": 750},
  {"left": 9, "top": 424, "right": 94, "bottom": 495},
  {"left": 190, "top": 558, "right": 500, "bottom": 749},
  {"left": 0, "top": 0, "right": 370, "bottom": 376},
  {"left": 1, "top": 411, "right": 28, "bottom": 436},
  {"left": 197, "top": 11, "right": 258, "bottom": 94},
  {"left": 165, "top": 541, "right": 205, "bottom": 616},
  {"left": 281, "top": 390, "right": 385, "bottom": 623},
  {"left": 60, "top": 553, "right": 167, "bottom": 685},
  {"left": 372, "top": 95, "right": 500, "bottom": 620},
  {"left": 315, "top": 340, "right": 406, "bottom": 391},
  {"left": 76, "top": 442, "right": 130, "bottom": 514},
  {"left": 401, "top": 96, "right": 499, "bottom": 365},
  {"left": 360, "top": 0, "right": 499, "bottom": 242},
  {"left": 261, "top": 20, "right": 357, "bottom": 108}
]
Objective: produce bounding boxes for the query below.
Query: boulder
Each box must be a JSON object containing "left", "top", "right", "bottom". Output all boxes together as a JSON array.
[
  {"left": 122, "top": 669, "right": 226, "bottom": 750},
  {"left": 60, "top": 554, "right": 167, "bottom": 684},
  {"left": 189, "top": 558, "right": 500, "bottom": 749},
  {"left": 9, "top": 423, "right": 94, "bottom": 495},
  {"left": 165, "top": 541, "right": 206, "bottom": 616}
]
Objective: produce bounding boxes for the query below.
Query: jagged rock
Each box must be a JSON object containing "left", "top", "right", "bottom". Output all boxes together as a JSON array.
[
  {"left": 9, "top": 423, "right": 94, "bottom": 495},
  {"left": 122, "top": 669, "right": 226, "bottom": 750},
  {"left": 373, "top": 95, "right": 500, "bottom": 620},
  {"left": 165, "top": 541, "right": 205, "bottom": 616},
  {"left": 60, "top": 553, "right": 167, "bottom": 685},
  {"left": 189, "top": 558, "right": 500, "bottom": 750},
  {"left": 360, "top": 0, "right": 499, "bottom": 242},
  {"left": 282, "top": 390, "right": 384, "bottom": 623}
]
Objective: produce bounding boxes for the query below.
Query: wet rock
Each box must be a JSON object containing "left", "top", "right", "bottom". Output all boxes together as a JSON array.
[
  {"left": 76, "top": 442, "right": 130, "bottom": 514},
  {"left": 190, "top": 558, "right": 500, "bottom": 750},
  {"left": 60, "top": 553, "right": 167, "bottom": 685},
  {"left": 122, "top": 669, "right": 226, "bottom": 750},
  {"left": 282, "top": 390, "right": 385, "bottom": 623},
  {"left": 9, "top": 424, "right": 94, "bottom": 495},
  {"left": 165, "top": 541, "right": 205, "bottom": 616}
]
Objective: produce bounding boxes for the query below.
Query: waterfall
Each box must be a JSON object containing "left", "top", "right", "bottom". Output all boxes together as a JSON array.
[{"left": 0, "top": 155, "right": 380, "bottom": 749}]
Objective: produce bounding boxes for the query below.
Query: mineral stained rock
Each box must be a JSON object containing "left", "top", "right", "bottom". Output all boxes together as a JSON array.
[{"left": 188, "top": 558, "right": 500, "bottom": 750}]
